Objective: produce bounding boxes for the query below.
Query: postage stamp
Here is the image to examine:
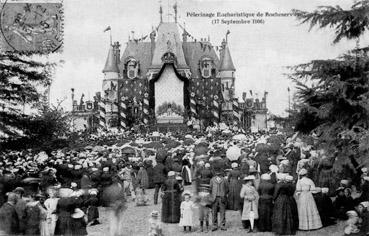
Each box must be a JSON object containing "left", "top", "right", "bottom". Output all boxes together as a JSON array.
[{"left": 0, "top": 0, "right": 63, "bottom": 54}]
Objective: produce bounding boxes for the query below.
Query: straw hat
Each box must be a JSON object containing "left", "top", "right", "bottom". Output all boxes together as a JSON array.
[
  {"left": 360, "top": 201, "right": 369, "bottom": 209},
  {"left": 285, "top": 175, "right": 293, "bottom": 182},
  {"left": 150, "top": 210, "right": 159, "bottom": 219},
  {"left": 261, "top": 173, "right": 271, "bottom": 181},
  {"left": 71, "top": 208, "right": 85, "bottom": 219},
  {"left": 346, "top": 210, "right": 358, "bottom": 218},
  {"left": 168, "top": 171, "right": 175, "bottom": 177},
  {"left": 243, "top": 175, "right": 255, "bottom": 181},
  {"left": 321, "top": 187, "right": 329, "bottom": 194},
  {"left": 59, "top": 188, "right": 73, "bottom": 198},
  {"left": 231, "top": 163, "right": 238, "bottom": 168}
]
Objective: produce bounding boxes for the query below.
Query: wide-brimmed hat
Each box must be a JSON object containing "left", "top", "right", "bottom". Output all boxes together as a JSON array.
[
  {"left": 261, "top": 173, "right": 271, "bottom": 181},
  {"left": 360, "top": 201, "right": 369, "bottom": 209},
  {"left": 231, "top": 163, "right": 238, "bottom": 168},
  {"left": 71, "top": 208, "right": 85, "bottom": 219},
  {"left": 243, "top": 175, "right": 255, "bottom": 181},
  {"left": 13, "top": 187, "right": 25, "bottom": 194},
  {"left": 285, "top": 175, "right": 293, "bottom": 182},
  {"left": 150, "top": 210, "right": 159, "bottom": 219},
  {"left": 321, "top": 187, "right": 329, "bottom": 194}
]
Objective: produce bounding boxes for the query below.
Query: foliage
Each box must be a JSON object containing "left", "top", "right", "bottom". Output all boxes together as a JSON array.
[
  {"left": 0, "top": 52, "right": 54, "bottom": 139},
  {"left": 293, "top": 0, "right": 369, "bottom": 44},
  {"left": 290, "top": 0, "right": 369, "bottom": 172}
]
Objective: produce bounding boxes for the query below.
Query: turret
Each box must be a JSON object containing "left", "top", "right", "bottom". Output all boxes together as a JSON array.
[
  {"left": 219, "top": 38, "right": 236, "bottom": 111},
  {"left": 102, "top": 44, "right": 119, "bottom": 79}
]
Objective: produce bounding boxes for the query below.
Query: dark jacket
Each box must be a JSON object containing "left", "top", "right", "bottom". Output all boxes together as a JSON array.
[
  {"left": 209, "top": 175, "right": 229, "bottom": 201},
  {"left": 0, "top": 202, "right": 19, "bottom": 234},
  {"left": 153, "top": 163, "right": 167, "bottom": 184}
]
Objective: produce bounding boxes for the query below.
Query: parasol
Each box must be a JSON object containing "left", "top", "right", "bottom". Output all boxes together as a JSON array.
[{"left": 226, "top": 146, "right": 241, "bottom": 161}]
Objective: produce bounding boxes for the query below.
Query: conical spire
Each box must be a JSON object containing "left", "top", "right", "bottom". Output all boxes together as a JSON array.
[
  {"left": 219, "top": 42, "right": 235, "bottom": 72},
  {"left": 103, "top": 45, "right": 119, "bottom": 73}
]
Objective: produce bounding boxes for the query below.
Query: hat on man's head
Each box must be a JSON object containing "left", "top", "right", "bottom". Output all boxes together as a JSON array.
[
  {"left": 243, "top": 175, "right": 255, "bottom": 181},
  {"left": 71, "top": 208, "right": 85, "bottom": 219},
  {"left": 360, "top": 201, "right": 369, "bottom": 209},
  {"left": 321, "top": 187, "right": 329, "bottom": 194},
  {"left": 168, "top": 171, "right": 175, "bottom": 177},
  {"left": 150, "top": 210, "right": 159, "bottom": 219},
  {"left": 261, "top": 173, "right": 271, "bottom": 181},
  {"left": 13, "top": 187, "right": 25, "bottom": 194}
]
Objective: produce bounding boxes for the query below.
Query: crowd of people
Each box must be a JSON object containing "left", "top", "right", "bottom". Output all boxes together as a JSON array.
[{"left": 0, "top": 126, "right": 369, "bottom": 235}]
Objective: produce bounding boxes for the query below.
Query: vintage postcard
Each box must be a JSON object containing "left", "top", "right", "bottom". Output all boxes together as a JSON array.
[{"left": 0, "top": 0, "right": 368, "bottom": 236}]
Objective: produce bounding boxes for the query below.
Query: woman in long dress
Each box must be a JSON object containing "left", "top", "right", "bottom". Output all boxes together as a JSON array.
[
  {"left": 161, "top": 171, "right": 183, "bottom": 223},
  {"left": 257, "top": 173, "right": 275, "bottom": 232},
  {"left": 227, "top": 163, "right": 242, "bottom": 210},
  {"left": 295, "top": 168, "right": 322, "bottom": 230},
  {"left": 272, "top": 174, "right": 298, "bottom": 235},
  {"left": 240, "top": 175, "right": 259, "bottom": 232}
]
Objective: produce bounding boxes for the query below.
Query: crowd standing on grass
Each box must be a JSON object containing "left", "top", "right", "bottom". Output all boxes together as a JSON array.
[{"left": 1, "top": 125, "right": 369, "bottom": 235}]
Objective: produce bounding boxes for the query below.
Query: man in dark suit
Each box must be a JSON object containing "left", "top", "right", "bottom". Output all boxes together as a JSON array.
[
  {"left": 153, "top": 157, "right": 168, "bottom": 205},
  {"left": 0, "top": 192, "right": 19, "bottom": 235}
]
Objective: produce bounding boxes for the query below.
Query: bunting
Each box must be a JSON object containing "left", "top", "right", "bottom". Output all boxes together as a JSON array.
[
  {"left": 119, "top": 96, "right": 128, "bottom": 129},
  {"left": 232, "top": 98, "right": 241, "bottom": 122},
  {"left": 143, "top": 92, "right": 150, "bottom": 125},
  {"left": 99, "top": 99, "right": 106, "bottom": 129}
]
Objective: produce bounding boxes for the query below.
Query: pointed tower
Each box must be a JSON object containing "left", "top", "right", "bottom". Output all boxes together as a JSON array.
[
  {"left": 219, "top": 39, "right": 236, "bottom": 112},
  {"left": 102, "top": 43, "right": 120, "bottom": 129}
]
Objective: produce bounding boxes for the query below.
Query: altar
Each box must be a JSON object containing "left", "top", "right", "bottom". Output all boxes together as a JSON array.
[{"left": 156, "top": 110, "right": 184, "bottom": 124}]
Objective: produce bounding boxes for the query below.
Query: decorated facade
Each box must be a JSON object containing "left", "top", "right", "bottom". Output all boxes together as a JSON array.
[{"left": 97, "top": 7, "right": 268, "bottom": 131}]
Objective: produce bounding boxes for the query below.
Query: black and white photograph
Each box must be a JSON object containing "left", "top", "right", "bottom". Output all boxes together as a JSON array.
[{"left": 0, "top": 0, "right": 369, "bottom": 235}]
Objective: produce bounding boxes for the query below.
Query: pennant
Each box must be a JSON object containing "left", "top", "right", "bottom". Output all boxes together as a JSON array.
[{"left": 103, "top": 26, "right": 111, "bottom": 32}]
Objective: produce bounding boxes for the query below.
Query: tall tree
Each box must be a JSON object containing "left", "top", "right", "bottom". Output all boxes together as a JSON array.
[
  {"left": 0, "top": 52, "right": 54, "bottom": 140},
  {"left": 290, "top": 0, "right": 369, "bottom": 170}
]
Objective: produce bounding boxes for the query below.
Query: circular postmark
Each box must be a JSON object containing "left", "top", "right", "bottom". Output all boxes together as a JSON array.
[{"left": 0, "top": 0, "right": 63, "bottom": 53}]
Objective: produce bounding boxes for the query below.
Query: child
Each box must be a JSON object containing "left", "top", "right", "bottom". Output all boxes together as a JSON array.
[
  {"left": 149, "top": 210, "right": 163, "bottom": 236},
  {"left": 179, "top": 191, "right": 196, "bottom": 232},
  {"left": 344, "top": 210, "right": 361, "bottom": 235},
  {"left": 86, "top": 189, "right": 100, "bottom": 226},
  {"left": 136, "top": 187, "right": 149, "bottom": 206},
  {"left": 71, "top": 208, "right": 88, "bottom": 236}
]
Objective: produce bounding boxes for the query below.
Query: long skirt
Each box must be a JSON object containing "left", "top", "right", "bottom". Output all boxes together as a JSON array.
[
  {"left": 161, "top": 192, "right": 181, "bottom": 223},
  {"left": 258, "top": 197, "right": 273, "bottom": 232},
  {"left": 272, "top": 195, "right": 298, "bottom": 235},
  {"left": 297, "top": 191, "right": 322, "bottom": 230},
  {"left": 227, "top": 178, "right": 241, "bottom": 210}
]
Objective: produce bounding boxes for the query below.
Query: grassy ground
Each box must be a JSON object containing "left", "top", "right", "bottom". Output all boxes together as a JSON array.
[{"left": 87, "top": 187, "right": 344, "bottom": 236}]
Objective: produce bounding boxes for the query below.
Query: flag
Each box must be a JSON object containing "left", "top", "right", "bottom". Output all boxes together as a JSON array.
[
  {"left": 226, "top": 30, "right": 230, "bottom": 35},
  {"left": 287, "top": 87, "right": 290, "bottom": 92},
  {"left": 249, "top": 90, "right": 253, "bottom": 96},
  {"left": 103, "top": 26, "right": 111, "bottom": 32}
]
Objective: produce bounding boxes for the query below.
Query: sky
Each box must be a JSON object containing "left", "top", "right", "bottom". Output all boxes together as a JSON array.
[{"left": 48, "top": 0, "right": 369, "bottom": 116}]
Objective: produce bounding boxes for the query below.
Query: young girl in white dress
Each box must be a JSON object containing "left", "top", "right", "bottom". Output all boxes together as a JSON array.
[{"left": 179, "top": 191, "right": 197, "bottom": 232}]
